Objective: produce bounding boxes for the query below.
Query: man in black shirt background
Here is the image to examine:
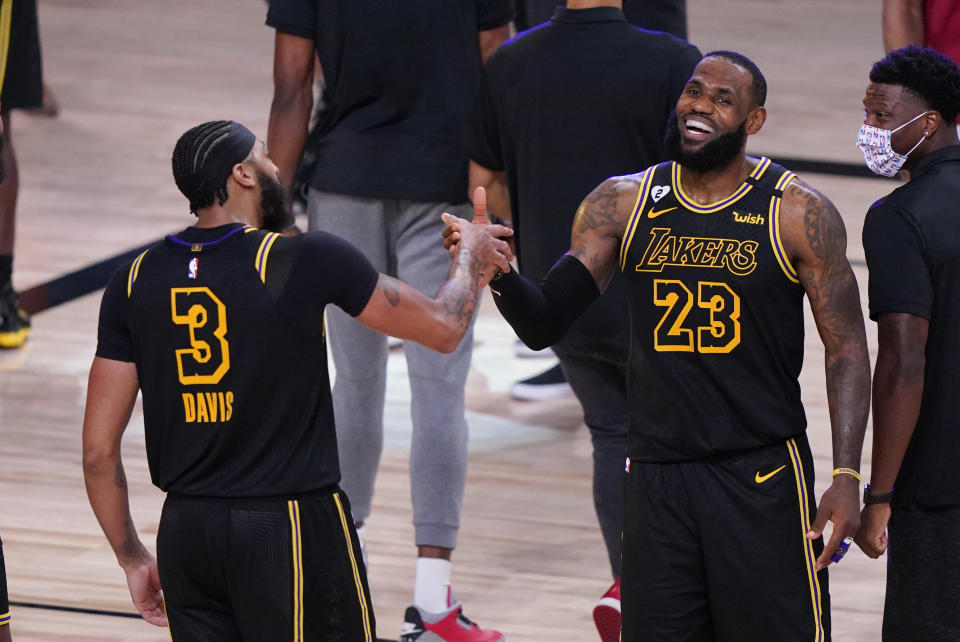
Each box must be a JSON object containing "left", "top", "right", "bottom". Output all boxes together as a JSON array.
[
  {"left": 466, "top": 2, "right": 699, "bottom": 638},
  {"left": 81, "top": 121, "right": 510, "bottom": 640},
  {"left": 855, "top": 46, "right": 960, "bottom": 640},
  {"left": 265, "top": 4, "right": 514, "bottom": 638}
]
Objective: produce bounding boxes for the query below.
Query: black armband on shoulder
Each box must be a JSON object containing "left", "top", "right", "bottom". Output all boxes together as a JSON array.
[{"left": 491, "top": 254, "right": 600, "bottom": 351}]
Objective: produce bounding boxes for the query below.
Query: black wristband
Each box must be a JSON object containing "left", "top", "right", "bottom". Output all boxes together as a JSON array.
[{"left": 863, "top": 483, "right": 894, "bottom": 505}]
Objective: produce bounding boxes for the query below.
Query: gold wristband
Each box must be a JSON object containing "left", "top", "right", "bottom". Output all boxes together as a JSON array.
[{"left": 832, "top": 467, "right": 861, "bottom": 482}]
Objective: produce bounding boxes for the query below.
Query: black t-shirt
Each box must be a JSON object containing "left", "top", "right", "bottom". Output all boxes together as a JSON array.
[
  {"left": 862, "top": 145, "right": 960, "bottom": 508},
  {"left": 97, "top": 224, "right": 379, "bottom": 497},
  {"left": 516, "top": 0, "right": 688, "bottom": 39},
  {"left": 468, "top": 7, "right": 700, "bottom": 359},
  {"left": 266, "top": 0, "right": 514, "bottom": 204}
]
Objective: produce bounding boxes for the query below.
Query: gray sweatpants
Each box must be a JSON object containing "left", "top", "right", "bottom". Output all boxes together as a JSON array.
[{"left": 308, "top": 189, "right": 474, "bottom": 550}]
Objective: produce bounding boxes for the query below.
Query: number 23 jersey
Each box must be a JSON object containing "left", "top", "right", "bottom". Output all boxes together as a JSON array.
[{"left": 619, "top": 158, "right": 807, "bottom": 461}]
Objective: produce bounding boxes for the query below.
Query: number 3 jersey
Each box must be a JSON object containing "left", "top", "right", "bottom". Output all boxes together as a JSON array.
[
  {"left": 619, "top": 158, "right": 807, "bottom": 461},
  {"left": 96, "top": 224, "right": 378, "bottom": 497}
]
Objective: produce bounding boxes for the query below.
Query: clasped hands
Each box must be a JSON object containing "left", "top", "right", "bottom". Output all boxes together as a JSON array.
[{"left": 440, "top": 187, "right": 514, "bottom": 288}]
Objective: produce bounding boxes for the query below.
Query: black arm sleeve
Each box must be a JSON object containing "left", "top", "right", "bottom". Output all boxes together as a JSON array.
[{"left": 492, "top": 254, "right": 600, "bottom": 350}]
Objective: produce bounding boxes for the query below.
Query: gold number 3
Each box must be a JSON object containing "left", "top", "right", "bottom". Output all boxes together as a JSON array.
[
  {"left": 171, "top": 287, "right": 230, "bottom": 385},
  {"left": 653, "top": 279, "right": 740, "bottom": 353}
]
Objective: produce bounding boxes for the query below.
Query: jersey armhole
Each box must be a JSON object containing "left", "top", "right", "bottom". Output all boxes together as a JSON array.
[
  {"left": 126, "top": 250, "right": 150, "bottom": 297},
  {"left": 767, "top": 171, "right": 800, "bottom": 283},
  {"left": 619, "top": 168, "right": 656, "bottom": 271}
]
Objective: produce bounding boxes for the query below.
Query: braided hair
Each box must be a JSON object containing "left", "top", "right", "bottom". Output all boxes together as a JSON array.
[{"left": 172, "top": 121, "right": 255, "bottom": 214}]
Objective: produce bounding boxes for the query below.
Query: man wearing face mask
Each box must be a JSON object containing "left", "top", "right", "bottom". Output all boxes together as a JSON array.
[
  {"left": 447, "top": 51, "right": 871, "bottom": 640},
  {"left": 854, "top": 46, "right": 960, "bottom": 640}
]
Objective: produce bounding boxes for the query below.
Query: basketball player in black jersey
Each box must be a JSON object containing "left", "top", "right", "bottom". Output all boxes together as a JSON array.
[
  {"left": 447, "top": 52, "right": 870, "bottom": 640},
  {"left": 81, "top": 121, "right": 511, "bottom": 640}
]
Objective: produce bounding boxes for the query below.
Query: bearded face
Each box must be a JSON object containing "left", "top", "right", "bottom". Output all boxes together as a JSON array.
[
  {"left": 256, "top": 168, "right": 293, "bottom": 232},
  {"left": 663, "top": 110, "right": 748, "bottom": 174}
]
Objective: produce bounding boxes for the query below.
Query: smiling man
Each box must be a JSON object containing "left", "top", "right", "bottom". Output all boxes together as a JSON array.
[{"left": 447, "top": 51, "right": 870, "bottom": 640}]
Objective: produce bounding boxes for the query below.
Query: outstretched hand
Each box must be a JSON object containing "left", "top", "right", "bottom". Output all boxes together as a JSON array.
[
  {"left": 123, "top": 552, "right": 168, "bottom": 627},
  {"left": 806, "top": 475, "right": 861, "bottom": 570}
]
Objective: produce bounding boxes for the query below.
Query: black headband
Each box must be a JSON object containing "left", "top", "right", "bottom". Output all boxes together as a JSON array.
[
  {"left": 198, "top": 121, "right": 256, "bottom": 190},
  {"left": 177, "top": 121, "right": 257, "bottom": 206}
]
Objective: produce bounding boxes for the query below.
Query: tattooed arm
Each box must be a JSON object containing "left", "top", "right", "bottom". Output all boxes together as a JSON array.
[
  {"left": 780, "top": 179, "right": 871, "bottom": 570},
  {"left": 569, "top": 175, "right": 640, "bottom": 291},
  {"left": 356, "top": 211, "right": 512, "bottom": 354},
  {"left": 82, "top": 357, "right": 167, "bottom": 626},
  {"left": 441, "top": 177, "right": 638, "bottom": 349}
]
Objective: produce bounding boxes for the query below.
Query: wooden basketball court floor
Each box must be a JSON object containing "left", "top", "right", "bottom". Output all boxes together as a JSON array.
[{"left": 1, "top": 1, "right": 898, "bottom": 639}]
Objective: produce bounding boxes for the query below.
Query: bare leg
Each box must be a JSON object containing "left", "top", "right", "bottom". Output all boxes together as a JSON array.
[{"left": 0, "top": 110, "right": 17, "bottom": 260}]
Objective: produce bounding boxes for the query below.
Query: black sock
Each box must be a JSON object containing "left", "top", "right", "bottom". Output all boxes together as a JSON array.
[{"left": 0, "top": 255, "right": 12, "bottom": 286}]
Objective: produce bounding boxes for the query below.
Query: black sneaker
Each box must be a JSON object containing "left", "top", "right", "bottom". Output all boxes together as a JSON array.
[
  {"left": 508, "top": 363, "right": 572, "bottom": 401},
  {"left": 0, "top": 282, "right": 30, "bottom": 348}
]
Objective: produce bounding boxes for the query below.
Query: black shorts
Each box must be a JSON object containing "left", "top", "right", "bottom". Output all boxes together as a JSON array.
[
  {"left": 157, "top": 487, "right": 376, "bottom": 642},
  {"left": 0, "top": 0, "right": 44, "bottom": 110},
  {"left": 0, "top": 534, "right": 9, "bottom": 628},
  {"left": 884, "top": 503, "right": 960, "bottom": 640},
  {"left": 622, "top": 435, "right": 831, "bottom": 641}
]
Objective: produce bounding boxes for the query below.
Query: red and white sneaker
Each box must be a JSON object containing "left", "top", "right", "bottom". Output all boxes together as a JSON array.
[
  {"left": 593, "top": 578, "right": 621, "bottom": 642},
  {"left": 400, "top": 603, "right": 506, "bottom": 642}
]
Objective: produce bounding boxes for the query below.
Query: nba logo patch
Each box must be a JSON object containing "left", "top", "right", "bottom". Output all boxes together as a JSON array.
[
  {"left": 651, "top": 186, "right": 670, "bottom": 202},
  {"left": 188, "top": 257, "right": 199, "bottom": 279},
  {"left": 625, "top": 457, "right": 631, "bottom": 473}
]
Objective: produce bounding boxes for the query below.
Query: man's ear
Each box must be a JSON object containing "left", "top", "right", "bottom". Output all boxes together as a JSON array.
[
  {"left": 231, "top": 161, "right": 257, "bottom": 188},
  {"left": 745, "top": 105, "right": 767, "bottom": 136},
  {"left": 920, "top": 110, "right": 942, "bottom": 137}
]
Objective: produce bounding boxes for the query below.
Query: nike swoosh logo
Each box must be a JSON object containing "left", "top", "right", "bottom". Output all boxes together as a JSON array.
[
  {"left": 755, "top": 465, "right": 786, "bottom": 484},
  {"left": 648, "top": 206, "right": 677, "bottom": 219}
]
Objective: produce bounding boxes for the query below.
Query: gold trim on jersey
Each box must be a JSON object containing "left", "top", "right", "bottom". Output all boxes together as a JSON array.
[
  {"left": 243, "top": 226, "right": 257, "bottom": 234},
  {"left": 0, "top": 610, "right": 10, "bottom": 626},
  {"left": 287, "top": 500, "right": 304, "bottom": 642},
  {"left": 163, "top": 597, "right": 173, "bottom": 641},
  {"left": 672, "top": 157, "right": 772, "bottom": 214},
  {"left": 126, "top": 250, "right": 149, "bottom": 297},
  {"left": 768, "top": 171, "right": 800, "bottom": 283},
  {"left": 0, "top": 0, "right": 12, "bottom": 100},
  {"left": 618, "top": 168, "right": 655, "bottom": 272},
  {"left": 334, "top": 492, "right": 373, "bottom": 641},
  {"left": 787, "top": 438, "right": 826, "bottom": 642},
  {"left": 256, "top": 233, "right": 281, "bottom": 284}
]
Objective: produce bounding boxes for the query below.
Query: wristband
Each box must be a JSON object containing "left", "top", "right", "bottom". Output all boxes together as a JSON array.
[
  {"left": 832, "top": 467, "right": 861, "bottom": 482},
  {"left": 863, "top": 483, "right": 894, "bottom": 505}
]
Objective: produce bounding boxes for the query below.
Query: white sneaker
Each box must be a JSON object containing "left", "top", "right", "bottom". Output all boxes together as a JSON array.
[
  {"left": 514, "top": 338, "right": 554, "bottom": 358},
  {"left": 509, "top": 364, "right": 572, "bottom": 401}
]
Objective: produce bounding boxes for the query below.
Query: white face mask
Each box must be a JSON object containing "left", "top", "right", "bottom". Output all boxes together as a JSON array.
[{"left": 856, "top": 111, "right": 928, "bottom": 177}]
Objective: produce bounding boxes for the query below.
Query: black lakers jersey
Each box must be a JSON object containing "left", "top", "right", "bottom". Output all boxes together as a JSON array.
[
  {"left": 619, "top": 158, "right": 807, "bottom": 461},
  {"left": 96, "top": 223, "right": 378, "bottom": 497}
]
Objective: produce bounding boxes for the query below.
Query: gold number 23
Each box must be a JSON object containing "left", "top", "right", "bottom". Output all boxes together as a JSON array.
[
  {"left": 171, "top": 287, "right": 230, "bottom": 385},
  {"left": 653, "top": 279, "right": 740, "bottom": 353}
]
